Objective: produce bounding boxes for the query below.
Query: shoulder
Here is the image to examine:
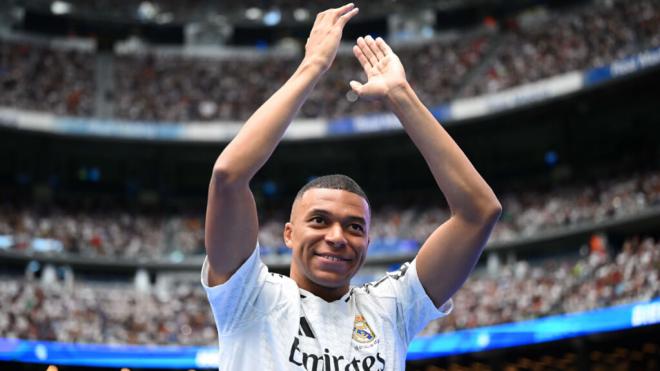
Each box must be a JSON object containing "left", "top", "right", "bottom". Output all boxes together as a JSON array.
[
  {"left": 348, "top": 265, "right": 415, "bottom": 323},
  {"left": 353, "top": 261, "right": 414, "bottom": 298},
  {"left": 265, "top": 271, "right": 297, "bottom": 288},
  {"left": 203, "top": 247, "right": 298, "bottom": 304},
  {"left": 263, "top": 271, "right": 301, "bottom": 302}
]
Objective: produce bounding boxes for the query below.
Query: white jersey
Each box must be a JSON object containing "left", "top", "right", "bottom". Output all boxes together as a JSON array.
[{"left": 201, "top": 246, "right": 452, "bottom": 371}]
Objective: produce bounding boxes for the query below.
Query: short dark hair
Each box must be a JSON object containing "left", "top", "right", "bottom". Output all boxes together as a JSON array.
[{"left": 295, "top": 174, "right": 369, "bottom": 205}]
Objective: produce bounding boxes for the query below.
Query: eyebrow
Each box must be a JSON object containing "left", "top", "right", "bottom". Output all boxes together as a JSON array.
[{"left": 306, "top": 208, "right": 367, "bottom": 225}]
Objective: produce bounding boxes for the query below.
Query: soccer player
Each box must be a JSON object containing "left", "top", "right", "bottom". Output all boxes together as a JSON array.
[{"left": 202, "top": 3, "right": 501, "bottom": 370}]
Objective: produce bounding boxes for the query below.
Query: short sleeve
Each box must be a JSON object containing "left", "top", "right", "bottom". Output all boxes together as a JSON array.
[
  {"left": 201, "top": 246, "right": 268, "bottom": 334},
  {"left": 403, "top": 259, "right": 452, "bottom": 341},
  {"left": 368, "top": 258, "right": 453, "bottom": 344}
]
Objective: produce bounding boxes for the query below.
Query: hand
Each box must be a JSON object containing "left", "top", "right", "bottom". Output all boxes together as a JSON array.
[
  {"left": 350, "top": 36, "right": 408, "bottom": 99},
  {"left": 303, "top": 3, "right": 359, "bottom": 73}
]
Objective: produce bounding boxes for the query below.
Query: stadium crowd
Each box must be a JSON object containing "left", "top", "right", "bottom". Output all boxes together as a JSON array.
[
  {"left": 0, "top": 274, "right": 216, "bottom": 345},
  {"left": 112, "top": 32, "right": 490, "bottom": 121},
  {"left": 0, "top": 39, "right": 95, "bottom": 116},
  {"left": 0, "top": 234, "right": 656, "bottom": 345},
  {"left": 0, "top": 207, "right": 206, "bottom": 259},
  {"left": 2, "top": 0, "right": 658, "bottom": 122},
  {"left": 421, "top": 235, "right": 660, "bottom": 335},
  {"left": 1, "top": 171, "right": 658, "bottom": 260},
  {"left": 461, "top": 0, "right": 660, "bottom": 96},
  {"left": 19, "top": 0, "right": 419, "bottom": 24}
]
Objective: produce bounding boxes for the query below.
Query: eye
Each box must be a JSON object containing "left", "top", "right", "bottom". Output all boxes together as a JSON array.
[
  {"left": 310, "top": 216, "right": 326, "bottom": 225},
  {"left": 349, "top": 223, "right": 365, "bottom": 233}
]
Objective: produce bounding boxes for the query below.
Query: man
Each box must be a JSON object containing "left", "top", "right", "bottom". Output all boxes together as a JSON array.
[{"left": 201, "top": 3, "right": 501, "bottom": 370}]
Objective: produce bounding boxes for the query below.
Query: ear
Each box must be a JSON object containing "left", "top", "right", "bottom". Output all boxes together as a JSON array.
[{"left": 284, "top": 222, "right": 294, "bottom": 249}]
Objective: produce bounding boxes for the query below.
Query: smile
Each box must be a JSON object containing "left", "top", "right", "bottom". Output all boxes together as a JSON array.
[{"left": 315, "top": 254, "right": 351, "bottom": 262}]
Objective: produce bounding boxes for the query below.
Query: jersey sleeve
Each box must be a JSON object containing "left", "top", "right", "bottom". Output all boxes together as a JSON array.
[
  {"left": 368, "top": 258, "right": 453, "bottom": 344},
  {"left": 201, "top": 245, "right": 271, "bottom": 335}
]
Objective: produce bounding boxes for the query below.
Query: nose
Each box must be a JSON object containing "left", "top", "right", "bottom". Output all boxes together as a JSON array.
[{"left": 325, "top": 223, "right": 347, "bottom": 248}]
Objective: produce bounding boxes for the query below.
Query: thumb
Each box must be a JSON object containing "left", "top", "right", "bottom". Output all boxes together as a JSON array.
[{"left": 349, "top": 80, "right": 363, "bottom": 95}]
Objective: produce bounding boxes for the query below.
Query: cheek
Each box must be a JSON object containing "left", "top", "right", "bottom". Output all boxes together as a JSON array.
[
  {"left": 350, "top": 238, "right": 369, "bottom": 259},
  {"left": 352, "top": 235, "right": 369, "bottom": 248},
  {"left": 293, "top": 232, "right": 316, "bottom": 255}
]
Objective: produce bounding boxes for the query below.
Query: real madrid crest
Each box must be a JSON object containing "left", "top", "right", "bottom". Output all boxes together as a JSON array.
[{"left": 352, "top": 314, "right": 376, "bottom": 344}]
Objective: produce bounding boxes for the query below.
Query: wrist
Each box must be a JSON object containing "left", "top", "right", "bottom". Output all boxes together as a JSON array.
[
  {"left": 299, "top": 56, "right": 330, "bottom": 76},
  {"left": 385, "top": 81, "right": 414, "bottom": 108}
]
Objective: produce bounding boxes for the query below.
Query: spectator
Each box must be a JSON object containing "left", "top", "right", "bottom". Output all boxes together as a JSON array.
[
  {"left": 0, "top": 171, "right": 658, "bottom": 259},
  {"left": 0, "top": 235, "right": 656, "bottom": 344}
]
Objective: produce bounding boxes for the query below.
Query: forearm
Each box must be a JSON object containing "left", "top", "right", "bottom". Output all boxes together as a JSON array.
[
  {"left": 205, "top": 60, "right": 323, "bottom": 283},
  {"left": 213, "top": 60, "right": 325, "bottom": 185},
  {"left": 204, "top": 4, "right": 359, "bottom": 286},
  {"left": 386, "top": 83, "right": 501, "bottom": 222}
]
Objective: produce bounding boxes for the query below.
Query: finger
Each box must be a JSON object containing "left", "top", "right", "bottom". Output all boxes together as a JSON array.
[
  {"left": 313, "top": 10, "right": 326, "bottom": 26},
  {"left": 375, "top": 37, "right": 393, "bottom": 56},
  {"left": 357, "top": 37, "right": 379, "bottom": 68},
  {"left": 365, "top": 36, "right": 385, "bottom": 60},
  {"left": 337, "top": 7, "right": 359, "bottom": 27},
  {"left": 366, "top": 35, "right": 385, "bottom": 59},
  {"left": 349, "top": 80, "right": 363, "bottom": 95},
  {"left": 353, "top": 45, "right": 375, "bottom": 77},
  {"left": 332, "top": 3, "right": 355, "bottom": 19},
  {"left": 315, "top": 11, "right": 323, "bottom": 20}
]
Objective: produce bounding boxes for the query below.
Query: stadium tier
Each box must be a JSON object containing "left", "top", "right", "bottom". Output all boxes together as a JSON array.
[
  {"left": 0, "top": 170, "right": 658, "bottom": 260},
  {"left": 1, "top": 235, "right": 657, "bottom": 346},
  {"left": 460, "top": 0, "right": 660, "bottom": 97},
  {"left": 0, "top": 0, "right": 658, "bottom": 123},
  {"left": 17, "top": 0, "right": 444, "bottom": 24},
  {"left": 0, "top": 37, "right": 96, "bottom": 116}
]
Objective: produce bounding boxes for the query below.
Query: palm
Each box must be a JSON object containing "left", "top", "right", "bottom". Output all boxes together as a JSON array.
[{"left": 351, "top": 36, "right": 407, "bottom": 99}]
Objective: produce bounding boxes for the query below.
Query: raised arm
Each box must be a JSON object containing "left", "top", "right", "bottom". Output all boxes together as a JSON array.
[
  {"left": 205, "top": 4, "right": 359, "bottom": 286},
  {"left": 351, "top": 36, "right": 502, "bottom": 306}
]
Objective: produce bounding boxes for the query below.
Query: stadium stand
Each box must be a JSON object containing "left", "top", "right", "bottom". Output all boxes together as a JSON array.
[
  {"left": 420, "top": 235, "right": 660, "bottom": 335},
  {"left": 2, "top": 0, "right": 659, "bottom": 121},
  {"left": 18, "top": 0, "right": 427, "bottom": 23},
  {"left": 0, "top": 235, "right": 656, "bottom": 345},
  {"left": 1, "top": 170, "right": 657, "bottom": 259},
  {"left": 0, "top": 37, "right": 95, "bottom": 116},
  {"left": 460, "top": 0, "right": 660, "bottom": 97},
  {"left": 112, "top": 31, "right": 491, "bottom": 121}
]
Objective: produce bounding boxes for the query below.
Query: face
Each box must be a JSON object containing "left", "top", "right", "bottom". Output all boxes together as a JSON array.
[{"left": 284, "top": 188, "right": 370, "bottom": 299}]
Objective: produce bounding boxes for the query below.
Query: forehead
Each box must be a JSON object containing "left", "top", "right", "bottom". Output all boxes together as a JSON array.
[{"left": 293, "top": 188, "right": 370, "bottom": 220}]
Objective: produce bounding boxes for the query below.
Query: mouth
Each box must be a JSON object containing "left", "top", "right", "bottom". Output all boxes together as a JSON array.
[{"left": 314, "top": 253, "right": 352, "bottom": 263}]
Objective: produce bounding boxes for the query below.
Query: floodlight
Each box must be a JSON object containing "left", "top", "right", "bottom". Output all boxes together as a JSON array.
[
  {"left": 245, "top": 7, "right": 262, "bottom": 21},
  {"left": 51, "top": 1, "right": 71, "bottom": 15},
  {"left": 263, "top": 9, "right": 281, "bottom": 26}
]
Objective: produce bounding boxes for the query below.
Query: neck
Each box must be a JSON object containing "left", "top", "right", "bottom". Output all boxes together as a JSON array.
[{"left": 292, "top": 275, "right": 349, "bottom": 302}]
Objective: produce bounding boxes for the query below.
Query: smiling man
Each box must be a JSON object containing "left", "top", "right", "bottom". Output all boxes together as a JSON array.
[
  {"left": 286, "top": 177, "right": 371, "bottom": 301},
  {"left": 202, "top": 3, "right": 501, "bottom": 371}
]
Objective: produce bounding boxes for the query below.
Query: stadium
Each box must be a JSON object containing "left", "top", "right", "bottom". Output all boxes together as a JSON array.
[{"left": 0, "top": 0, "right": 659, "bottom": 370}]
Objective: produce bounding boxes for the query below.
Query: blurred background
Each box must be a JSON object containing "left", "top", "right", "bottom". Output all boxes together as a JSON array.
[{"left": 0, "top": 0, "right": 659, "bottom": 370}]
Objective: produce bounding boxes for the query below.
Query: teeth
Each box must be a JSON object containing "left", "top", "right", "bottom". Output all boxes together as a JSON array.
[{"left": 321, "top": 255, "right": 344, "bottom": 262}]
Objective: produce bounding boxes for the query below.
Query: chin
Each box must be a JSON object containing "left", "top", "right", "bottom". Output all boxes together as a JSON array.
[{"left": 310, "top": 271, "right": 350, "bottom": 289}]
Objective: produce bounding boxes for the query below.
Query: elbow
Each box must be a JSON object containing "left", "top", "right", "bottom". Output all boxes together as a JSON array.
[
  {"left": 210, "top": 163, "right": 249, "bottom": 192},
  {"left": 455, "top": 197, "right": 502, "bottom": 226},
  {"left": 484, "top": 199, "right": 503, "bottom": 224},
  {"left": 466, "top": 196, "right": 502, "bottom": 226},
  {"left": 477, "top": 195, "right": 502, "bottom": 226}
]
